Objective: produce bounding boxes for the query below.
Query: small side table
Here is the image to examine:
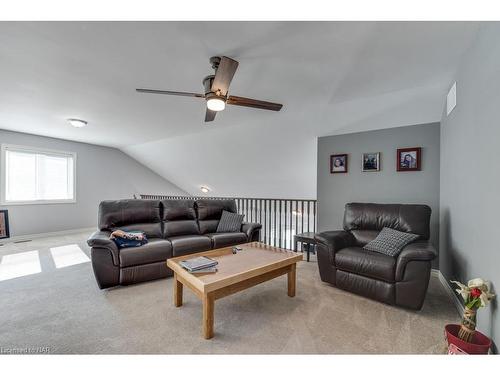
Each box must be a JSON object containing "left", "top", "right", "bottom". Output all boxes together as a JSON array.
[{"left": 294, "top": 232, "right": 317, "bottom": 262}]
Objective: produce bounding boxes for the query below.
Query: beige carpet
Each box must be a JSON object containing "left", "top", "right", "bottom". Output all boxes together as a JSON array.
[{"left": 0, "top": 231, "right": 459, "bottom": 354}]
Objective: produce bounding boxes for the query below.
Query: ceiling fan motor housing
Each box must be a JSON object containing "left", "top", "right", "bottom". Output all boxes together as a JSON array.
[
  {"left": 209, "top": 56, "right": 221, "bottom": 70},
  {"left": 202, "top": 75, "right": 215, "bottom": 94},
  {"left": 203, "top": 75, "right": 225, "bottom": 101}
]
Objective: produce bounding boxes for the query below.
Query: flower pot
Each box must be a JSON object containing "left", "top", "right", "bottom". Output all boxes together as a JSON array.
[{"left": 445, "top": 324, "right": 491, "bottom": 354}]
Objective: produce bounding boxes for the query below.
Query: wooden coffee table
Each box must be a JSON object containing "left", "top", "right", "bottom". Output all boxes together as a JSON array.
[{"left": 166, "top": 241, "right": 302, "bottom": 339}]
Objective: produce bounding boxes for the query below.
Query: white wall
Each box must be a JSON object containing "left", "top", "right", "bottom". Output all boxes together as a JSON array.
[
  {"left": 440, "top": 24, "right": 500, "bottom": 352},
  {"left": 0, "top": 129, "right": 186, "bottom": 238}
]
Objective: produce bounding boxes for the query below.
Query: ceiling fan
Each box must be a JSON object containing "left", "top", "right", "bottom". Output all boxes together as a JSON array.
[{"left": 136, "top": 56, "right": 283, "bottom": 122}]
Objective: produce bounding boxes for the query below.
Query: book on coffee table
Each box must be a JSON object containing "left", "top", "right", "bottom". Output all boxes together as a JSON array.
[
  {"left": 188, "top": 266, "right": 218, "bottom": 274},
  {"left": 179, "top": 256, "right": 218, "bottom": 272}
]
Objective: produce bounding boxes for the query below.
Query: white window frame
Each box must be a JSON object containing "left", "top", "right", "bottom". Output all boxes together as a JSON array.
[{"left": 0, "top": 144, "right": 77, "bottom": 206}]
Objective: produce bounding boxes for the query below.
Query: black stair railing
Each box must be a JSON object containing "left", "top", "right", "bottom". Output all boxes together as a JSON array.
[{"left": 139, "top": 194, "right": 317, "bottom": 250}]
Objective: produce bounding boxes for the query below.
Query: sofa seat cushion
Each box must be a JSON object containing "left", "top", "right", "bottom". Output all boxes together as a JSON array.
[
  {"left": 169, "top": 235, "right": 212, "bottom": 257},
  {"left": 119, "top": 238, "right": 172, "bottom": 267},
  {"left": 206, "top": 232, "right": 247, "bottom": 249},
  {"left": 335, "top": 246, "right": 396, "bottom": 282}
]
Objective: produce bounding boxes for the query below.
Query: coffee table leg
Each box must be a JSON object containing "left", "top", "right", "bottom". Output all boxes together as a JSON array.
[
  {"left": 202, "top": 293, "right": 215, "bottom": 339},
  {"left": 174, "top": 274, "right": 183, "bottom": 307},
  {"left": 287, "top": 263, "right": 296, "bottom": 297}
]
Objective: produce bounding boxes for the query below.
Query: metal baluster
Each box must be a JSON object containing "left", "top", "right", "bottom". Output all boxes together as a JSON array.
[
  {"left": 301, "top": 201, "right": 304, "bottom": 236},
  {"left": 263, "top": 199, "right": 267, "bottom": 245},
  {"left": 273, "top": 200, "right": 276, "bottom": 247},
  {"left": 307, "top": 200, "right": 310, "bottom": 233},
  {"left": 278, "top": 199, "right": 281, "bottom": 247},
  {"left": 294, "top": 201, "right": 299, "bottom": 250},
  {"left": 284, "top": 199, "right": 288, "bottom": 249},
  {"left": 266, "top": 199, "right": 270, "bottom": 245},
  {"left": 313, "top": 200, "right": 316, "bottom": 234},
  {"left": 259, "top": 199, "right": 262, "bottom": 225}
]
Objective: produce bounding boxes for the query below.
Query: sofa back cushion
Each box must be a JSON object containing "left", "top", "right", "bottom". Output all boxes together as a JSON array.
[
  {"left": 162, "top": 200, "right": 200, "bottom": 238},
  {"left": 98, "top": 199, "right": 162, "bottom": 238},
  {"left": 343, "top": 203, "right": 431, "bottom": 240},
  {"left": 195, "top": 199, "right": 238, "bottom": 234}
]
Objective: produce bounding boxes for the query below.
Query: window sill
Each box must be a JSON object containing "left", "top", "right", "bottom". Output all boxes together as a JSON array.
[{"left": 0, "top": 199, "right": 77, "bottom": 206}]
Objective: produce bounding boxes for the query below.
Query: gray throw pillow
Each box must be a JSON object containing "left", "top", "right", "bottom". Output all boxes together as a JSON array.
[
  {"left": 363, "top": 227, "right": 419, "bottom": 257},
  {"left": 216, "top": 210, "right": 244, "bottom": 233}
]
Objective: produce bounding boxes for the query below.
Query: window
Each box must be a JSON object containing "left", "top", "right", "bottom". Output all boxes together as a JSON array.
[{"left": 1, "top": 144, "right": 76, "bottom": 205}]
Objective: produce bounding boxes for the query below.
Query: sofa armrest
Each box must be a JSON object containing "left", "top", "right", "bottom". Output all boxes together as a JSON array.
[
  {"left": 315, "top": 230, "right": 355, "bottom": 265},
  {"left": 87, "top": 230, "right": 119, "bottom": 265},
  {"left": 395, "top": 241, "right": 437, "bottom": 281},
  {"left": 241, "top": 222, "right": 262, "bottom": 242}
]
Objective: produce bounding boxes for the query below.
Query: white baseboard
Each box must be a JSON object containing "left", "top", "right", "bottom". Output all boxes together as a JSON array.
[
  {"left": 432, "top": 268, "right": 465, "bottom": 316},
  {"left": 0, "top": 227, "right": 95, "bottom": 245}
]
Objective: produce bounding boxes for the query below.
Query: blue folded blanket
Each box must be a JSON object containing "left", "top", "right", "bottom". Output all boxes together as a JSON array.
[{"left": 110, "top": 230, "right": 148, "bottom": 249}]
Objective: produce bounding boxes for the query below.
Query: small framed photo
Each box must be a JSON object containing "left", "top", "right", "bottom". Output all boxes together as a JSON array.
[
  {"left": 0, "top": 210, "right": 10, "bottom": 239},
  {"left": 397, "top": 147, "right": 421, "bottom": 171},
  {"left": 362, "top": 152, "right": 380, "bottom": 172},
  {"left": 330, "top": 154, "right": 348, "bottom": 173}
]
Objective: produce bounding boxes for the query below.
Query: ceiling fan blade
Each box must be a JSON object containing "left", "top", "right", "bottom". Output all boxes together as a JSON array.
[
  {"left": 211, "top": 56, "right": 239, "bottom": 96},
  {"left": 136, "top": 88, "right": 204, "bottom": 98},
  {"left": 227, "top": 95, "right": 283, "bottom": 111},
  {"left": 205, "top": 108, "right": 217, "bottom": 122}
]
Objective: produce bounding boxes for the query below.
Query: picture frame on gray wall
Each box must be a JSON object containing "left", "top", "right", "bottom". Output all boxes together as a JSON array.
[
  {"left": 397, "top": 147, "right": 421, "bottom": 171},
  {"left": 330, "top": 154, "right": 348, "bottom": 173},
  {"left": 362, "top": 152, "right": 380, "bottom": 172}
]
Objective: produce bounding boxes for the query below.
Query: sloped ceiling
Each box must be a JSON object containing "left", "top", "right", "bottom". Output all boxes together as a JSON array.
[{"left": 0, "top": 22, "right": 481, "bottom": 198}]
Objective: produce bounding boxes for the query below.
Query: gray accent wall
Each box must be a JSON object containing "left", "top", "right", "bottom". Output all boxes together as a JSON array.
[
  {"left": 440, "top": 24, "right": 499, "bottom": 351},
  {"left": 317, "top": 122, "right": 441, "bottom": 264},
  {"left": 0, "top": 129, "right": 186, "bottom": 238}
]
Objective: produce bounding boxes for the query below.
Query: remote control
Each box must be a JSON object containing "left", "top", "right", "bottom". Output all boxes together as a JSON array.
[{"left": 232, "top": 246, "right": 243, "bottom": 253}]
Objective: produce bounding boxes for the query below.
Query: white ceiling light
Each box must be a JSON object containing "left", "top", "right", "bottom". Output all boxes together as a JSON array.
[
  {"left": 200, "top": 186, "right": 210, "bottom": 194},
  {"left": 67, "top": 118, "right": 87, "bottom": 128},
  {"left": 206, "top": 97, "right": 225, "bottom": 112}
]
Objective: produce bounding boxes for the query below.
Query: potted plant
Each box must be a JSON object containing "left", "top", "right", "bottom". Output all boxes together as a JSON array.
[{"left": 445, "top": 278, "right": 495, "bottom": 354}]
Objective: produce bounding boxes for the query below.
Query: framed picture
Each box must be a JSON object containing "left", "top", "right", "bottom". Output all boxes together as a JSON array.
[
  {"left": 397, "top": 147, "right": 421, "bottom": 171},
  {"left": 362, "top": 152, "right": 380, "bottom": 172},
  {"left": 0, "top": 210, "right": 10, "bottom": 239},
  {"left": 330, "top": 154, "right": 348, "bottom": 173}
]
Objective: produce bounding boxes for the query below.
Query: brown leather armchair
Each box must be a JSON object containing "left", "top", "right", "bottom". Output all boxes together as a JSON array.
[{"left": 315, "top": 203, "right": 437, "bottom": 310}]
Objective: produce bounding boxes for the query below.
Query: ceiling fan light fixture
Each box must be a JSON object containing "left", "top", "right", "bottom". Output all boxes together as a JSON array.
[{"left": 206, "top": 97, "right": 226, "bottom": 112}]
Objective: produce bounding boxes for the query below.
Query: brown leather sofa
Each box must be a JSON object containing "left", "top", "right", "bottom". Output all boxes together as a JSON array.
[
  {"left": 315, "top": 203, "right": 437, "bottom": 310},
  {"left": 87, "top": 199, "right": 261, "bottom": 289}
]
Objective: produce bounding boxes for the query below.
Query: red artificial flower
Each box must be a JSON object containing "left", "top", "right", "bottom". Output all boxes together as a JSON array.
[{"left": 471, "top": 287, "right": 482, "bottom": 298}]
